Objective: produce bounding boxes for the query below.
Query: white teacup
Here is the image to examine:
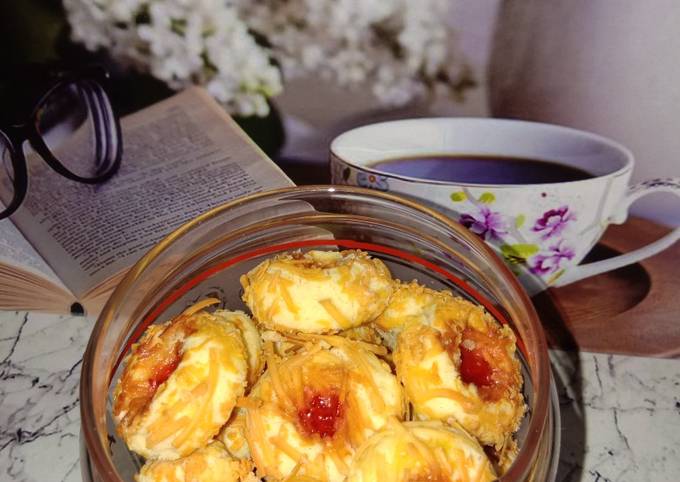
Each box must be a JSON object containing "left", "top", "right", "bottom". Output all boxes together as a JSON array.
[{"left": 330, "top": 118, "right": 679, "bottom": 293}]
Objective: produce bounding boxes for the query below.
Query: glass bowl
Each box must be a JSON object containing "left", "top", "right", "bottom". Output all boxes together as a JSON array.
[{"left": 80, "top": 185, "right": 559, "bottom": 482}]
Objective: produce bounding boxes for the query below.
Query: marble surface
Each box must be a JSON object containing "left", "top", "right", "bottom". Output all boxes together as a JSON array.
[{"left": 1, "top": 311, "right": 678, "bottom": 482}]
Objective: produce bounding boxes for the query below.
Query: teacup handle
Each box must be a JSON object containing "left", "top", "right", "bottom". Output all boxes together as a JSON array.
[{"left": 555, "top": 177, "right": 680, "bottom": 286}]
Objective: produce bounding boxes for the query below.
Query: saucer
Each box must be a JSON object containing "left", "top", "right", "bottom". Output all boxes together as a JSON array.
[{"left": 533, "top": 217, "right": 680, "bottom": 357}]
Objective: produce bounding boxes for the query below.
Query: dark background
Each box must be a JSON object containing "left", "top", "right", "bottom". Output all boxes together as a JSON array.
[{"left": 0, "top": 0, "right": 291, "bottom": 163}]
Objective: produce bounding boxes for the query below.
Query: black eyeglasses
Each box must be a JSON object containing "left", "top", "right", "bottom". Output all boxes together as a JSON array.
[{"left": 0, "top": 65, "right": 122, "bottom": 219}]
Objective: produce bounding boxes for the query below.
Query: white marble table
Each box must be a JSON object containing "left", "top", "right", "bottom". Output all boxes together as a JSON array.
[{"left": 1, "top": 311, "right": 679, "bottom": 482}]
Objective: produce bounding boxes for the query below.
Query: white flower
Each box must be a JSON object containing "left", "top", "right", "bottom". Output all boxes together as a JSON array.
[
  {"left": 238, "top": 0, "right": 472, "bottom": 107},
  {"left": 64, "top": 0, "right": 282, "bottom": 117},
  {"left": 63, "top": 0, "right": 472, "bottom": 116}
]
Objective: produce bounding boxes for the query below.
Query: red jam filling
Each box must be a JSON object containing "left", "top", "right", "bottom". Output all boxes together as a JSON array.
[
  {"left": 459, "top": 327, "right": 513, "bottom": 402},
  {"left": 459, "top": 343, "right": 493, "bottom": 388},
  {"left": 298, "top": 392, "right": 343, "bottom": 438}
]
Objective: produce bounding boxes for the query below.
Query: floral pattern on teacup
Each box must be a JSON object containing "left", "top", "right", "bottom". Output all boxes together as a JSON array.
[
  {"left": 357, "top": 171, "right": 390, "bottom": 191},
  {"left": 529, "top": 241, "right": 575, "bottom": 276},
  {"left": 459, "top": 206, "right": 508, "bottom": 241},
  {"left": 330, "top": 159, "right": 352, "bottom": 184},
  {"left": 450, "top": 188, "right": 578, "bottom": 284},
  {"left": 531, "top": 205, "right": 576, "bottom": 240},
  {"left": 634, "top": 177, "right": 680, "bottom": 190}
]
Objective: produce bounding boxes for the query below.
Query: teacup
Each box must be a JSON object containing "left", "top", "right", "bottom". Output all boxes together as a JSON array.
[{"left": 330, "top": 118, "right": 679, "bottom": 293}]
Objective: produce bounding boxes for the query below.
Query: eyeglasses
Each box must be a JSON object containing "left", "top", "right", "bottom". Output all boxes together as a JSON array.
[{"left": 0, "top": 65, "right": 122, "bottom": 219}]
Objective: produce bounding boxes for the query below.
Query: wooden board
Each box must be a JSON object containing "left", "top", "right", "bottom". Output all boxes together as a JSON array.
[{"left": 532, "top": 217, "right": 680, "bottom": 357}]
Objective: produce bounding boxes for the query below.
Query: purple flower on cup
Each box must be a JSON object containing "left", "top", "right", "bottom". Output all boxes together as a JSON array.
[
  {"left": 532, "top": 205, "right": 575, "bottom": 240},
  {"left": 357, "top": 171, "right": 389, "bottom": 191},
  {"left": 530, "top": 242, "right": 575, "bottom": 275},
  {"left": 460, "top": 207, "right": 507, "bottom": 241}
]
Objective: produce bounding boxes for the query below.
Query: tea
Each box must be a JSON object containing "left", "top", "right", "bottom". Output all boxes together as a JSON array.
[{"left": 369, "top": 155, "right": 594, "bottom": 184}]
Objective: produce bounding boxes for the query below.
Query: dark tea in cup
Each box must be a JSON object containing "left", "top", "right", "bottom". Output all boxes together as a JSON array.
[{"left": 369, "top": 155, "right": 594, "bottom": 185}]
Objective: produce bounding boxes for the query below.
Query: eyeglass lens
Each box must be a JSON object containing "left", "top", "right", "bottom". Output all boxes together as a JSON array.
[
  {"left": 36, "top": 79, "right": 119, "bottom": 179},
  {"left": 0, "top": 131, "right": 16, "bottom": 210}
]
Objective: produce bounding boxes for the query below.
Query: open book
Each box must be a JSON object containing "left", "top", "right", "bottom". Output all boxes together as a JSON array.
[{"left": 0, "top": 87, "right": 293, "bottom": 315}]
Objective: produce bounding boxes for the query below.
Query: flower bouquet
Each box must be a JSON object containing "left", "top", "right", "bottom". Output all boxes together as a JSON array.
[{"left": 62, "top": 0, "right": 474, "bottom": 118}]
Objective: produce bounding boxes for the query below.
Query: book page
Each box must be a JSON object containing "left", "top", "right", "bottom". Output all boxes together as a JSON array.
[
  {"left": 0, "top": 218, "right": 64, "bottom": 286},
  {"left": 8, "top": 87, "right": 293, "bottom": 297}
]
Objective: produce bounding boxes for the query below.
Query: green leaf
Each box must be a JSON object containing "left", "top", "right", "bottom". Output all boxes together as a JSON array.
[
  {"left": 500, "top": 244, "right": 540, "bottom": 264},
  {"left": 478, "top": 192, "right": 496, "bottom": 204},
  {"left": 450, "top": 191, "right": 467, "bottom": 202},
  {"left": 547, "top": 269, "right": 566, "bottom": 285},
  {"left": 515, "top": 214, "right": 526, "bottom": 229}
]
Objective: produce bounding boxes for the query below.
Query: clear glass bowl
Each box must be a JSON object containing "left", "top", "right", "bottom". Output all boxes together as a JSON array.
[{"left": 80, "top": 186, "right": 559, "bottom": 482}]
